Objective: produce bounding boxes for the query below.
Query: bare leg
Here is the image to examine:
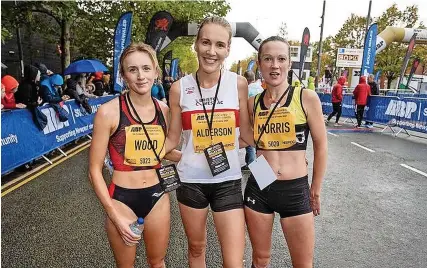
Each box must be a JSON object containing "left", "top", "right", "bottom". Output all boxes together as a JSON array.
[
  {"left": 179, "top": 202, "right": 209, "bottom": 268},
  {"left": 143, "top": 194, "right": 171, "bottom": 268},
  {"left": 213, "top": 208, "right": 245, "bottom": 268},
  {"left": 105, "top": 199, "right": 138, "bottom": 268},
  {"left": 280, "top": 213, "right": 314, "bottom": 268},
  {"left": 244, "top": 207, "right": 274, "bottom": 268}
]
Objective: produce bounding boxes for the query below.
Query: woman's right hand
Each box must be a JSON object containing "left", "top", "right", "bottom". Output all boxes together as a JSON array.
[{"left": 111, "top": 215, "right": 142, "bottom": 246}]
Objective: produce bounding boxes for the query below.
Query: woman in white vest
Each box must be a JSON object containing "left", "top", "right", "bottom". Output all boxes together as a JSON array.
[{"left": 165, "top": 17, "right": 253, "bottom": 268}]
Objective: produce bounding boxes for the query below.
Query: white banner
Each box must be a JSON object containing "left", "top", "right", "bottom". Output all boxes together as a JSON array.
[{"left": 336, "top": 48, "right": 363, "bottom": 68}]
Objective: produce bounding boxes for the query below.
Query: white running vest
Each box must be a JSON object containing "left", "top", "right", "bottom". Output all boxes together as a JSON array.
[{"left": 177, "top": 70, "right": 242, "bottom": 183}]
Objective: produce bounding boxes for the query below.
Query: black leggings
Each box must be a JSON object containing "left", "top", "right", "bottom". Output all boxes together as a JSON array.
[
  {"left": 356, "top": 105, "right": 365, "bottom": 127},
  {"left": 327, "top": 102, "right": 342, "bottom": 123}
]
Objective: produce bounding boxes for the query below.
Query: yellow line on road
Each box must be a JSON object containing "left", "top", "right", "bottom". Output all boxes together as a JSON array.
[{"left": 1, "top": 143, "right": 91, "bottom": 197}]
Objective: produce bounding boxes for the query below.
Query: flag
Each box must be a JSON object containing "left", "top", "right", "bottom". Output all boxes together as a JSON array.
[
  {"left": 405, "top": 58, "right": 420, "bottom": 89},
  {"left": 113, "top": 12, "right": 133, "bottom": 92},
  {"left": 398, "top": 33, "right": 417, "bottom": 89},
  {"left": 298, "top": 27, "right": 310, "bottom": 80},
  {"left": 247, "top": 60, "right": 255, "bottom": 71},
  {"left": 361, "top": 23, "right": 378, "bottom": 77},
  {"left": 170, "top": 58, "right": 179, "bottom": 80}
]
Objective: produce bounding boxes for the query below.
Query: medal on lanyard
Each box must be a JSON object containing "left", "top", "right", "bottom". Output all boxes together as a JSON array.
[
  {"left": 249, "top": 87, "right": 290, "bottom": 189},
  {"left": 196, "top": 72, "right": 230, "bottom": 176},
  {"left": 127, "top": 94, "right": 181, "bottom": 192}
]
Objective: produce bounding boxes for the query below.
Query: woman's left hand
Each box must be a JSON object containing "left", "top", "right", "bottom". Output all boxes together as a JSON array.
[{"left": 310, "top": 187, "right": 321, "bottom": 216}]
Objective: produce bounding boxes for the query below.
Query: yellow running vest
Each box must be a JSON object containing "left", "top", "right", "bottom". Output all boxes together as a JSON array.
[{"left": 253, "top": 86, "right": 309, "bottom": 151}]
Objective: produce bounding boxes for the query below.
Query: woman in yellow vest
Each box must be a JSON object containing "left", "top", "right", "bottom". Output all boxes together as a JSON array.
[{"left": 245, "top": 36, "right": 327, "bottom": 268}]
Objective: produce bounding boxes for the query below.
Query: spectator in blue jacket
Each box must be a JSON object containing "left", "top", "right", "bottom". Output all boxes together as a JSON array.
[{"left": 151, "top": 79, "right": 166, "bottom": 103}]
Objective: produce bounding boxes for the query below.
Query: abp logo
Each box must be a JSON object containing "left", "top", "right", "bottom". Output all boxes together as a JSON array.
[{"left": 41, "top": 105, "right": 70, "bottom": 135}]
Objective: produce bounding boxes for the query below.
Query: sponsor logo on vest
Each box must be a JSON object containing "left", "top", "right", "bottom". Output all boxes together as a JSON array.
[
  {"left": 196, "top": 115, "right": 206, "bottom": 120},
  {"left": 385, "top": 100, "right": 417, "bottom": 119},
  {"left": 195, "top": 97, "right": 223, "bottom": 106},
  {"left": 196, "top": 127, "right": 233, "bottom": 137},
  {"left": 185, "top": 87, "right": 195, "bottom": 94},
  {"left": 258, "top": 111, "right": 269, "bottom": 116},
  {"left": 130, "top": 126, "right": 143, "bottom": 132}
]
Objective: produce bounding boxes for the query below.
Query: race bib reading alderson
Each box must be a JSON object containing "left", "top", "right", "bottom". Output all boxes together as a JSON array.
[
  {"left": 191, "top": 111, "right": 236, "bottom": 154},
  {"left": 254, "top": 107, "right": 296, "bottom": 150},
  {"left": 124, "top": 125, "right": 165, "bottom": 166}
]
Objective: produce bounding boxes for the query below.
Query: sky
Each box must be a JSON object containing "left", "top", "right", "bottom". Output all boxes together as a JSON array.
[{"left": 224, "top": 0, "right": 427, "bottom": 68}]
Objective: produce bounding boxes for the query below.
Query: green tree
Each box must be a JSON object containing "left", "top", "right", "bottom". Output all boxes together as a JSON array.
[
  {"left": 1, "top": 0, "right": 230, "bottom": 74},
  {"left": 278, "top": 22, "right": 288, "bottom": 39},
  {"left": 374, "top": 4, "right": 424, "bottom": 88}
]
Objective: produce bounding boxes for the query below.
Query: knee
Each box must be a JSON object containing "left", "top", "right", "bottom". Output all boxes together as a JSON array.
[
  {"left": 147, "top": 257, "right": 165, "bottom": 268},
  {"left": 188, "top": 240, "right": 206, "bottom": 258},
  {"left": 252, "top": 251, "right": 271, "bottom": 268}
]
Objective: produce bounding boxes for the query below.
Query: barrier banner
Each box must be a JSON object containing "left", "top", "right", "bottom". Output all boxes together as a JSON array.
[
  {"left": 319, "top": 93, "right": 427, "bottom": 134},
  {"left": 113, "top": 12, "right": 133, "bottom": 93},
  {"left": 1, "top": 96, "right": 116, "bottom": 174}
]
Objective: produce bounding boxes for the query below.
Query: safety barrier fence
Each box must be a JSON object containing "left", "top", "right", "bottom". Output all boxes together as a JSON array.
[
  {"left": 319, "top": 93, "right": 427, "bottom": 136},
  {"left": 1, "top": 95, "right": 116, "bottom": 175}
]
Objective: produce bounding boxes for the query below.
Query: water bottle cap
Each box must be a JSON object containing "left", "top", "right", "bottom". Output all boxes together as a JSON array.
[{"left": 137, "top": 217, "right": 144, "bottom": 224}]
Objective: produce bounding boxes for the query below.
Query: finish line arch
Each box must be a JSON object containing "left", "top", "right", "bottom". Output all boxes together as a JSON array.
[
  {"left": 159, "top": 22, "right": 264, "bottom": 52},
  {"left": 376, "top": 27, "right": 427, "bottom": 53}
]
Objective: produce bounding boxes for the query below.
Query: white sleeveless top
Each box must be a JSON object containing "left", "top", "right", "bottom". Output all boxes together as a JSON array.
[{"left": 177, "top": 70, "right": 242, "bottom": 183}]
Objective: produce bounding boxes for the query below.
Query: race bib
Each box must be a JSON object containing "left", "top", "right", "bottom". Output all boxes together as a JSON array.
[
  {"left": 124, "top": 125, "right": 165, "bottom": 166},
  {"left": 254, "top": 107, "right": 296, "bottom": 150},
  {"left": 191, "top": 111, "right": 236, "bottom": 154}
]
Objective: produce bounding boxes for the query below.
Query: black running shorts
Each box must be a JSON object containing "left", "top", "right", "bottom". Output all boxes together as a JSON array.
[
  {"left": 244, "top": 175, "right": 312, "bottom": 218},
  {"left": 176, "top": 179, "right": 243, "bottom": 212}
]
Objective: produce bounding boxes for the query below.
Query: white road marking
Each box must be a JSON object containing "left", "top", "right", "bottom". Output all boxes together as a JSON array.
[
  {"left": 400, "top": 164, "right": 427, "bottom": 178},
  {"left": 351, "top": 142, "right": 375, "bottom": 152},
  {"left": 327, "top": 132, "right": 338, "bottom": 137}
]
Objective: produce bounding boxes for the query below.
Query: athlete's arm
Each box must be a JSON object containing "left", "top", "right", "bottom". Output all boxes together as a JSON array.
[
  {"left": 158, "top": 99, "right": 182, "bottom": 162},
  {"left": 237, "top": 75, "right": 255, "bottom": 147},
  {"left": 165, "top": 80, "right": 183, "bottom": 154},
  {"left": 88, "top": 101, "right": 120, "bottom": 222},
  {"left": 302, "top": 89, "right": 327, "bottom": 216}
]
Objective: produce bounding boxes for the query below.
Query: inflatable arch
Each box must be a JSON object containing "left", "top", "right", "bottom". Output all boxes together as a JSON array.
[
  {"left": 159, "top": 22, "right": 264, "bottom": 52},
  {"left": 376, "top": 27, "right": 427, "bottom": 53}
]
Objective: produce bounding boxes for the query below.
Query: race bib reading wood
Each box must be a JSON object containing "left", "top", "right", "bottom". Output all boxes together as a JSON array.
[
  {"left": 124, "top": 125, "right": 165, "bottom": 166},
  {"left": 254, "top": 107, "right": 296, "bottom": 150},
  {"left": 191, "top": 111, "right": 236, "bottom": 154}
]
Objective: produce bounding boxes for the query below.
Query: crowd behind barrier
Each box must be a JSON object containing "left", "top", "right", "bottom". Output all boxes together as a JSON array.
[
  {"left": 1, "top": 95, "right": 116, "bottom": 175},
  {"left": 318, "top": 93, "right": 427, "bottom": 134}
]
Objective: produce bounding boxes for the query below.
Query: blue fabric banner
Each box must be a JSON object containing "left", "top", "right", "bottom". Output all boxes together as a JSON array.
[
  {"left": 113, "top": 12, "right": 133, "bottom": 93},
  {"left": 1, "top": 96, "right": 116, "bottom": 174},
  {"left": 361, "top": 23, "right": 377, "bottom": 77},
  {"left": 319, "top": 93, "right": 427, "bottom": 134}
]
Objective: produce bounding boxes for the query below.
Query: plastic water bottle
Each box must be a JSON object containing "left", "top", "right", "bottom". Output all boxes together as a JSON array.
[
  {"left": 104, "top": 152, "right": 114, "bottom": 176},
  {"left": 129, "top": 217, "right": 144, "bottom": 236}
]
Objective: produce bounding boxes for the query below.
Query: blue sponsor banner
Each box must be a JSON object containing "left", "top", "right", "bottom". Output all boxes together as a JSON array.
[
  {"left": 374, "top": 70, "right": 381, "bottom": 82},
  {"left": 113, "top": 12, "right": 133, "bottom": 93},
  {"left": 170, "top": 58, "right": 179, "bottom": 80},
  {"left": 1, "top": 96, "right": 116, "bottom": 174},
  {"left": 361, "top": 23, "right": 377, "bottom": 77},
  {"left": 319, "top": 93, "right": 427, "bottom": 134}
]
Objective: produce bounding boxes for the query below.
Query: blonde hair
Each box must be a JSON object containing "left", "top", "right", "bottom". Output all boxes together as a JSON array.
[
  {"left": 119, "top": 42, "right": 162, "bottom": 79},
  {"left": 196, "top": 16, "right": 232, "bottom": 46}
]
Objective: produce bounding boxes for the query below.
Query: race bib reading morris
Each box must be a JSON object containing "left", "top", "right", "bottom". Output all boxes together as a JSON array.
[
  {"left": 254, "top": 107, "right": 296, "bottom": 150},
  {"left": 124, "top": 125, "right": 165, "bottom": 166},
  {"left": 191, "top": 111, "right": 236, "bottom": 154}
]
